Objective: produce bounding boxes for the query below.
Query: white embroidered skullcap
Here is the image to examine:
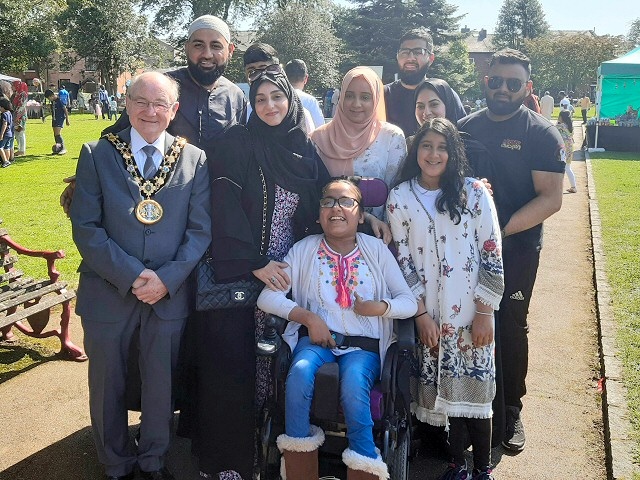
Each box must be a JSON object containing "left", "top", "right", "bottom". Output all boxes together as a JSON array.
[{"left": 188, "top": 15, "right": 231, "bottom": 43}]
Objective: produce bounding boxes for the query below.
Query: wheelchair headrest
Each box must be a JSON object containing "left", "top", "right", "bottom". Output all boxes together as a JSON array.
[{"left": 338, "top": 176, "right": 389, "bottom": 208}]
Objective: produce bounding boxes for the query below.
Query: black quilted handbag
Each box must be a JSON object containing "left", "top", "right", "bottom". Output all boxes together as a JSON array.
[{"left": 195, "top": 255, "right": 262, "bottom": 311}]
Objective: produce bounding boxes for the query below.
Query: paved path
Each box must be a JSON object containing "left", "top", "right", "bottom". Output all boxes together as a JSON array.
[{"left": 0, "top": 124, "right": 610, "bottom": 479}]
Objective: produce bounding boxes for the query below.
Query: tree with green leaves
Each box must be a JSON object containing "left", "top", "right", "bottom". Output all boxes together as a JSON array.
[
  {"left": 494, "top": 0, "right": 548, "bottom": 51},
  {"left": 525, "top": 33, "right": 624, "bottom": 95},
  {"left": 56, "top": 0, "right": 161, "bottom": 94},
  {"left": 0, "top": 0, "right": 63, "bottom": 75},
  {"left": 628, "top": 18, "right": 640, "bottom": 47},
  {"left": 335, "top": 0, "right": 474, "bottom": 91},
  {"left": 337, "top": 0, "right": 462, "bottom": 83},
  {"left": 255, "top": 1, "right": 343, "bottom": 95}
]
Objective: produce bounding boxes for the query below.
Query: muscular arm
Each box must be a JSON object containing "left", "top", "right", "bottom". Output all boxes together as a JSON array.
[{"left": 501, "top": 170, "right": 563, "bottom": 237}]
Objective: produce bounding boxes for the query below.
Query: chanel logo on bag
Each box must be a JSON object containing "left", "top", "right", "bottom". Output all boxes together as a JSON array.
[{"left": 233, "top": 290, "right": 246, "bottom": 301}]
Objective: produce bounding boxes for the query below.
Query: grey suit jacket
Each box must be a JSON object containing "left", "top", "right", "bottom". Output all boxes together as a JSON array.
[{"left": 70, "top": 127, "right": 211, "bottom": 322}]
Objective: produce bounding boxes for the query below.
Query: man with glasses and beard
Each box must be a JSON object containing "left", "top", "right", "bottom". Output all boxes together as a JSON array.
[
  {"left": 458, "top": 48, "right": 565, "bottom": 454},
  {"left": 60, "top": 15, "right": 246, "bottom": 215},
  {"left": 384, "top": 28, "right": 465, "bottom": 137}
]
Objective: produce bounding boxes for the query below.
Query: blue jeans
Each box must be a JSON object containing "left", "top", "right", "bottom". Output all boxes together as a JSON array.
[{"left": 285, "top": 335, "right": 380, "bottom": 458}]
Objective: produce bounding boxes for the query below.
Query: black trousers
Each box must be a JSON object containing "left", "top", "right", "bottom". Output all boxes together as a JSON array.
[
  {"left": 495, "top": 246, "right": 540, "bottom": 411},
  {"left": 581, "top": 108, "right": 588, "bottom": 123},
  {"left": 178, "top": 308, "right": 256, "bottom": 478}
]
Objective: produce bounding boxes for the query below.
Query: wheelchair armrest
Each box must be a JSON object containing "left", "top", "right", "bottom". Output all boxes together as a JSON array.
[{"left": 394, "top": 317, "right": 415, "bottom": 352}]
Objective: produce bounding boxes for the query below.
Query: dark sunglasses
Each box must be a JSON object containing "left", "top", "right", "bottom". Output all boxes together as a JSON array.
[
  {"left": 487, "top": 76, "right": 525, "bottom": 93},
  {"left": 247, "top": 64, "right": 284, "bottom": 83}
]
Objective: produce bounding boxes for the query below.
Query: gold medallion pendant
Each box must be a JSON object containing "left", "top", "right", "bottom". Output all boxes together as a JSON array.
[
  {"left": 105, "top": 133, "right": 186, "bottom": 225},
  {"left": 135, "top": 199, "right": 164, "bottom": 224}
]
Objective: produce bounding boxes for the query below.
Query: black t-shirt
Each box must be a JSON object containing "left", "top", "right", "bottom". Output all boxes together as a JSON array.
[
  {"left": 51, "top": 98, "right": 66, "bottom": 123},
  {"left": 384, "top": 80, "right": 420, "bottom": 137},
  {"left": 458, "top": 106, "right": 566, "bottom": 251}
]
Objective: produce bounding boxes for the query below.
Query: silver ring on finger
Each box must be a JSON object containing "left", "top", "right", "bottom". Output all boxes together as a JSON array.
[{"left": 270, "top": 276, "right": 277, "bottom": 284}]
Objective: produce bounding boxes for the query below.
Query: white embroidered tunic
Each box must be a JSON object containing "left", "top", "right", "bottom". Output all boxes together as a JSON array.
[{"left": 387, "top": 177, "right": 504, "bottom": 424}]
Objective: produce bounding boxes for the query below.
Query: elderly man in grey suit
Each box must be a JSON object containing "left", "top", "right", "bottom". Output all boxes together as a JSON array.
[{"left": 70, "top": 71, "right": 211, "bottom": 480}]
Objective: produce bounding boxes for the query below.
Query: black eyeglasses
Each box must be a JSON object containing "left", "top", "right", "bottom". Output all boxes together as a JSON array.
[
  {"left": 319, "top": 197, "right": 359, "bottom": 209},
  {"left": 247, "top": 64, "right": 284, "bottom": 83},
  {"left": 398, "top": 48, "right": 430, "bottom": 58},
  {"left": 487, "top": 76, "right": 525, "bottom": 93}
]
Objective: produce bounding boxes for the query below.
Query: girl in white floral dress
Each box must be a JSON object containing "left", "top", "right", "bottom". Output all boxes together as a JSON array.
[{"left": 387, "top": 118, "right": 504, "bottom": 480}]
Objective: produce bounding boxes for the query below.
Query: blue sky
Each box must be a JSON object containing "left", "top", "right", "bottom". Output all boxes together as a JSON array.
[
  {"left": 450, "top": 0, "right": 633, "bottom": 36},
  {"left": 327, "top": 0, "right": 634, "bottom": 37}
]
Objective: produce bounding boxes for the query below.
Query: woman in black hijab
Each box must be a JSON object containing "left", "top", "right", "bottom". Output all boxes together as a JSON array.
[{"left": 182, "top": 69, "right": 328, "bottom": 480}]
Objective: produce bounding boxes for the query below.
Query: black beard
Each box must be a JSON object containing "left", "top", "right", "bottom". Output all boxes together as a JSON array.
[
  {"left": 398, "top": 63, "right": 430, "bottom": 86},
  {"left": 486, "top": 96, "right": 523, "bottom": 116},
  {"left": 187, "top": 58, "right": 226, "bottom": 87}
]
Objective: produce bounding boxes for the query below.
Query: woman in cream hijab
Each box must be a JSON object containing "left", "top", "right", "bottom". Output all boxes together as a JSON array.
[{"left": 311, "top": 67, "right": 406, "bottom": 220}]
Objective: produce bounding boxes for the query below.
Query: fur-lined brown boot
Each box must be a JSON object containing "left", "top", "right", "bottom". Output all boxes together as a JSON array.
[
  {"left": 343, "top": 448, "right": 389, "bottom": 480},
  {"left": 276, "top": 425, "right": 325, "bottom": 480}
]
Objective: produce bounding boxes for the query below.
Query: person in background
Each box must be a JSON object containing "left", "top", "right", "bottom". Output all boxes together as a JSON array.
[
  {"left": 99, "top": 85, "right": 110, "bottom": 119},
  {"left": 44, "top": 89, "right": 69, "bottom": 155},
  {"left": 109, "top": 95, "right": 118, "bottom": 121},
  {"left": 0, "top": 97, "right": 14, "bottom": 167},
  {"left": 284, "top": 59, "right": 325, "bottom": 129},
  {"left": 556, "top": 110, "right": 577, "bottom": 193},
  {"left": 11, "top": 80, "right": 28, "bottom": 156},
  {"left": 0, "top": 80, "right": 13, "bottom": 101},
  {"left": 58, "top": 84, "right": 70, "bottom": 112},
  {"left": 579, "top": 93, "right": 591, "bottom": 124},
  {"left": 388, "top": 118, "right": 504, "bottom": 480},
  {"left": 258, "top": 178, "right": 417, "bottom": 480},
  {"left": 384, "top": 28, "right": 465, "bottom": 137},
  {"left": 558, "top": 91, "right": 573, "bottom": 116},
  {"left": 539, "top": 91, "right": 554, "bottom": 120},
  {"left": 523, "top": 86, "right": 540, "bottom": 114},
  {"left": 458, "top": 48, "right": 565, "bottom": 453},
  {"left": 93, "top": 96, "right": 102, "bottom": 120}
]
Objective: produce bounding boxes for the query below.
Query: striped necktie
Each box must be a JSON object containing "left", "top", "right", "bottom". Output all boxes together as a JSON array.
[{"left": 142, "top": 145, "right": 157, "bottom": 179}]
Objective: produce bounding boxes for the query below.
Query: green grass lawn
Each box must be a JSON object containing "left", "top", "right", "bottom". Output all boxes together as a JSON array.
[
  {"left": 1, "top": 113, "right": 109, "bottom": 288},
  {"left": 590, "top": 153, "right": 640, "bottom": 463}
]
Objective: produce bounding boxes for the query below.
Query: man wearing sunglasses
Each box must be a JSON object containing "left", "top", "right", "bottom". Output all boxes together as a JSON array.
[
  {"left": 383, "top": 28, "right": 465, "bottom": 137},
  {"left": 458, "top": 48, "right": 566, "bottom": 454}
]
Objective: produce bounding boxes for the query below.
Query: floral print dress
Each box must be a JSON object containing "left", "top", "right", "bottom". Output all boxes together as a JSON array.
[{"left": 387, "top": 178, "right": 504, "bottom": 425}]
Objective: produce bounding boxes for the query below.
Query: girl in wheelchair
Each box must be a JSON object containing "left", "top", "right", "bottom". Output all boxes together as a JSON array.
[
  {"left": 257, "top": 178, "right": 417, "bottom": 480},
  {"left": 387, "top": 118, "right": 504, "bottom": 480}
]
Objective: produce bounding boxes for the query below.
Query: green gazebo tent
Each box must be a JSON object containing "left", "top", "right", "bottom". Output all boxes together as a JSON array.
[{"left": 597, "top": 46, "right": 640, "bottom": 118}]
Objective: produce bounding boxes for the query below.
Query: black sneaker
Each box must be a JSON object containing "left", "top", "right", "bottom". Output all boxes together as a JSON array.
[
  {"left": 472, "top": 468, "right": 494, "bottom": 480},
  {"left": 438, "top": 463, "right": 470, "bottom": 480},
  {"left": 502, "top": 406, "right": 526, "bottom": 452}
]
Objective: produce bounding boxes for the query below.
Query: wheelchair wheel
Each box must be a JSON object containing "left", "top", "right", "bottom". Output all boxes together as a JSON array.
[{"left": 386, "top": 428, "right": 410, "bottom": 480}]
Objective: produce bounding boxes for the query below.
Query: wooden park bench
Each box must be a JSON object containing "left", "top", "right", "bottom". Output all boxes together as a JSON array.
[{"left": 0, "top": 219, "right": 87, "bottom": 361}]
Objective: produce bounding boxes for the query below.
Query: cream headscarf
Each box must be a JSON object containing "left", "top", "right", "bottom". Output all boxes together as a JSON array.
[{"left": 311, "top": 66, "right": 386, "bottom": 176}]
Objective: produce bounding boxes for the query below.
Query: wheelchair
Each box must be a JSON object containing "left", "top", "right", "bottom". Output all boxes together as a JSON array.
[
  {"left": 255, "top": 176, "right": 415, "bottom": 479},
  {"left": 256, "top": 312, "right": 415, "bottom": 480}
]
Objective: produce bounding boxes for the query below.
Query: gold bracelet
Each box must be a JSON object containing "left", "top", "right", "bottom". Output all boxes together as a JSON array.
[{"left": 475, "top": 310, "right": 493, "bottom": 316}]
